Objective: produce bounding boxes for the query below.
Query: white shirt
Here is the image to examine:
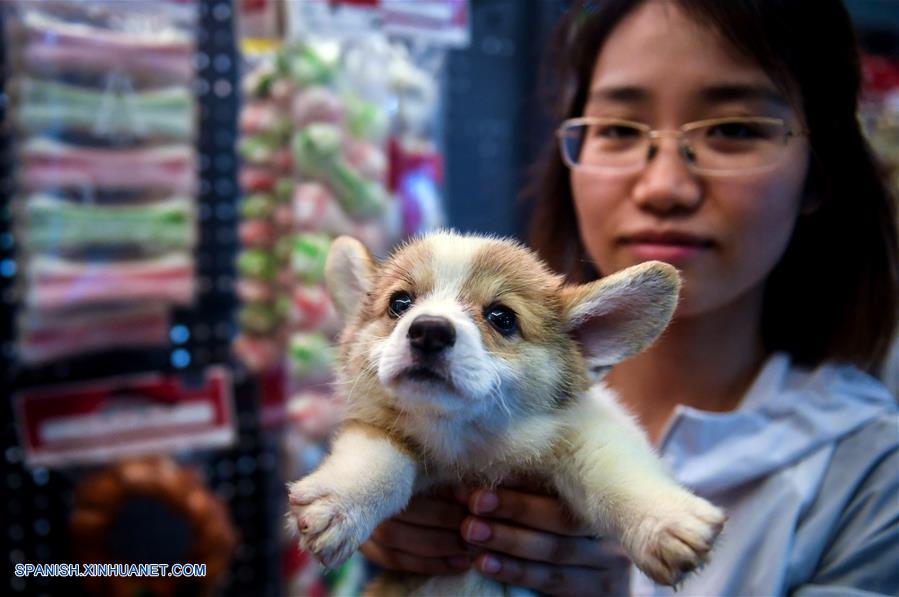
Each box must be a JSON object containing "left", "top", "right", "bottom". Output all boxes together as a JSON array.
[{"left": 630, "top": 353, "right": 899, "bottom": 596}]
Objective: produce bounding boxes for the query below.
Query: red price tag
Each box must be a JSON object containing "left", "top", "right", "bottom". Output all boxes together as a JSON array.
[{"left": 15, "top": 367, "right": 236, "bottom": 468}]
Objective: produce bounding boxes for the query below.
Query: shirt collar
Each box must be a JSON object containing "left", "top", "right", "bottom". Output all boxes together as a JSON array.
[{"left": 657, "top": 352, "right": 896, "bottom": 494}]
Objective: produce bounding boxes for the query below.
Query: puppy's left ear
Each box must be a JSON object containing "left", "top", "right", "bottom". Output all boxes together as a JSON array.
[
  {"left": 561, "top": 261, "right": 680, "bottom": 377},
  {"left": 325, "top": 236, "right": 377, "bottom": 321}
]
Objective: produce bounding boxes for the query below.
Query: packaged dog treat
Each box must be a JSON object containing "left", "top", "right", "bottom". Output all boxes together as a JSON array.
[
  {"left": 234, "top": 39, "right": 397, "bottom": 378},
  {"left": 235, "top": 22, "right": 451, "bottom": 595},
  {"left": 5, "top": 0, "right": 199, "bottom": 362}
]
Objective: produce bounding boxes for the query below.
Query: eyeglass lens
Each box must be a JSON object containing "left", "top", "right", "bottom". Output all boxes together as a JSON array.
[{"left": 561, "top": 120, "right": 794, "bottom": 173}]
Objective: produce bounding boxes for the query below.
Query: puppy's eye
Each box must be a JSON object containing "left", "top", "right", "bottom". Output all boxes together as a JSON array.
[
  {"left": 485, "top": 304, "right": 518, "bottom": 336},
  {"left": 388, "top": 292, "right": 414, "bottom": 318}
]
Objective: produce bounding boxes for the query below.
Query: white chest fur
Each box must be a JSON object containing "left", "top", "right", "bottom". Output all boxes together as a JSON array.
[{"left": 400, "top": 403, "right": 567, "bottom": 484}]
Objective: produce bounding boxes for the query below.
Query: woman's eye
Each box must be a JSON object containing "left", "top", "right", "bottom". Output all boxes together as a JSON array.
[
  {"left": 596, "top": 124, "right": 641, "bottom": 139},
  {"left": 388, "top": 292, "right": 413, "bottom": 318},
  {"left": 484, "top": 304, "right": 518, "bottom": 336},
  {"left": 708, "top": 122, "right": 764, "bottom": 139}
]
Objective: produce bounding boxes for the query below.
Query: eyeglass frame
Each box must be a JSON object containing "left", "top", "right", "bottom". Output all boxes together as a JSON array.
[{"left": 556, "top": 115, "right": 810, "bottom": 176}]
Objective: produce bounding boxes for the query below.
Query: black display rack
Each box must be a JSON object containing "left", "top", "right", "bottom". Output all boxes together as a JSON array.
[
  {"left": 442, "top": 0, "right": 563, "bottom": 240},
  {"left": 2, "top": 1, "right": 283, "bottom": 595}
]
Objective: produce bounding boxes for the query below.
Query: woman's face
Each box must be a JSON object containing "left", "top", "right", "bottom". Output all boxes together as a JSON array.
[{"left": 571, "top": 0, "right": 811, "bottom": 318}]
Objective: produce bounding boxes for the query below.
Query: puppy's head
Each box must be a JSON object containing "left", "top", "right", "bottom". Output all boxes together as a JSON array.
[{"left": 327, "top": 232, "right": 679, "bottom": 421}]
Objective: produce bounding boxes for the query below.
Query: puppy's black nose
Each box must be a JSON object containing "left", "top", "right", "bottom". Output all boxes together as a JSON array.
[{"left": 408, "top": 315, "right": 456, "bottom": 354}]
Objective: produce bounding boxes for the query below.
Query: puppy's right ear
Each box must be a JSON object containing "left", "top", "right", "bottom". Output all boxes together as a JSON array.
[
  {"left": 325, "top": 236, "right": 376, "bottom": 321},
  {"left": 560, "top": 261, "right": 680, "bottom": 379}
]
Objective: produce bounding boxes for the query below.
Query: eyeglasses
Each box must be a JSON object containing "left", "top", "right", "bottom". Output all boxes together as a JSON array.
[{"left": 557, "top": 116, "right": 809, "bottom": 176}]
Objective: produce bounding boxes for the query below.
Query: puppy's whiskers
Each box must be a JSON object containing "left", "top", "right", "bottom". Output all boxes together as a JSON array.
[
  {"left": 488, "top": 371, "right": 512, "bottom": 418},
  {"left": 341, "top": 361, "right": 378, "bottom": 404},
  {"left": 342, "top": 338, "right": 391, "bottom": 350}
]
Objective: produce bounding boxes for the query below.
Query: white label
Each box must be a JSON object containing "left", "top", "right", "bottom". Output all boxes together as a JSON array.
[{"left": 40, "top": 402, "right": 214, "bottom": 442}]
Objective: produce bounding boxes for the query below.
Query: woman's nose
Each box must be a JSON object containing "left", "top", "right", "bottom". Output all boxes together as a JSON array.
[{"left": 631, "top": 140, "right": 703, "bottom": 214}]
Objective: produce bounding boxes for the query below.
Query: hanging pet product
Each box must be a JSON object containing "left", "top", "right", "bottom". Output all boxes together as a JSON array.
[{"left": 70, "top": 457, "right": 237, "bottom": 597}]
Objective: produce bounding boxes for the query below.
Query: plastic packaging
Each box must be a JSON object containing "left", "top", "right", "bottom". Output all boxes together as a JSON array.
[
  {"left": 234, "top": 10, "right": 456, "bottom": 594},
  {"left": 5, "top": 0, "right": 199, "bottom": 363}
]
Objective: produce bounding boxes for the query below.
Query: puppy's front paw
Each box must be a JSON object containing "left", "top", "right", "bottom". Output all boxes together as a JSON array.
[
  {"left": 287, "top": 474, "right": 369, "bottom": 568},
  {"left": 628, "top": 491, "right": 726, "bottom": 586}
]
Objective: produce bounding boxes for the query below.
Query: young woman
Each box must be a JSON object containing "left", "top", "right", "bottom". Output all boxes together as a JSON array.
[{"left": 360, "top": 1, "right": 899, "bottom": 594}]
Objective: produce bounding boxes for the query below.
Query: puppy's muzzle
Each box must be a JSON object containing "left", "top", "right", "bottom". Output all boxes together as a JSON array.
[{"left": 408, "top": 315, "right": 456, "bottom": 355}]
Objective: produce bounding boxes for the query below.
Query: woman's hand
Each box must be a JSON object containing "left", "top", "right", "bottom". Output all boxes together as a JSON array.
[
  {"left": 459, "top": 483, "right": 632, "bottom": 596},
  {"left": 359, "top": 482, "right": 631, "bottom": 596},
  {"left": 359, "top": 486, "right": 473, "bottom": 575}
]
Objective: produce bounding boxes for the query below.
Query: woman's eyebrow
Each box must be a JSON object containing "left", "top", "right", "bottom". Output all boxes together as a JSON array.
[
  {"left": 589, "top": 85, "right": 648, "bottom": 103},
  {"left": 588, "top": 83, "right": 789, "bottom": 108},
  {"left": 700, "top": 84, "right": 789, "bottom": 107}
]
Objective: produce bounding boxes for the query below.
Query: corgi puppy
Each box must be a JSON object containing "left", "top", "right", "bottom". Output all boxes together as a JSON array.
[{"left": 287, "top": 232, "right": 725, "bottom": 593}]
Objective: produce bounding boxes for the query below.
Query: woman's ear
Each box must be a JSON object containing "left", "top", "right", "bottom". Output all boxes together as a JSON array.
[
  {"left": 325, "top": 236, "right": 376, "bottom": 321},
  {"left": 560, "top": 261, "right": 680, "bottom": 377}
]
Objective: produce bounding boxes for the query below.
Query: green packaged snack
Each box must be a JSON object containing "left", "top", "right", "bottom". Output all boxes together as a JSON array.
[
  {"left": 288, "top": 332, "right": 336, "bottom": 380},
  {"left": 344, "top": 95, "right": 388, "bottom": 141},
  {"left": 237, "top": 249, "right": 279, "bottom": 281},
  {"left": 274, "top": 177, "right": 295, "bottom": 204},
  {"left": 245, "top": 66, "right": 276, "bottom": 99},
  {"left": 292, "top": 124, "right": 387, "bottom": 218},
  {"left": 25, "top": 196, "right": 195, "bottom": 252},
  {"left": 291, "top": 233, "right": 332, "bottom": 284},
  {"left": 238, "top": 193, "right": 276, "bottom": 220},
  {"left": 238, "top": 303, "right": 282, "bottom": 335},
  {"left": 277, "top": 43, "right": 337, "bottom": 87},
  {"left": 238, "top": 134, "right": 280, "bottom": 165},
  {"left": 18, "top": 79, "right": 195, "bottom": 141},
  {"left": 273, "top": 235, "right": 295, "bottom": 263}
]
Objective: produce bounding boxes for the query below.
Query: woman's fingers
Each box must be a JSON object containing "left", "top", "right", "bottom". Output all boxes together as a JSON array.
[
  {"left": 472, "top": 552, "right": 631, "bottom": 597},
  {"left": 468, "top": 487, "right": 591, "bottom": 536},
  {"left": 352, "top": 487, "right": 473, "bottom": 576},
  {"left": 359, "top": 539, "right": 470, "bottom": 576},
  {"left": 370, "top": 519, "right": 469, "bottom": 558},
  {"left": 497, "top": 473, "right": 554, "bottom": 494},
  {"left": 462, "top": 515, "right": 623, "bottom": 567},
  {"left": 354, "top": 481, "right": 630, "bottom": 592},
  {"left": 393, "top": 491, "right": 469, "bottom": 529}
]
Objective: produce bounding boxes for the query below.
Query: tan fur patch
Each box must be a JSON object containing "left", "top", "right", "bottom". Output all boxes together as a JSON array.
[
  {"left": 364, "top": 239, "right": 435, "bottom": 321},
  {"left": 464, "top": 240, "right": 591, "bottom": 406}
]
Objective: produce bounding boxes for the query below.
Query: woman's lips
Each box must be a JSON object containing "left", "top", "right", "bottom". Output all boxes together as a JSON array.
[{"left": 619, "top": 233, "right": 714, "bottom": 264}]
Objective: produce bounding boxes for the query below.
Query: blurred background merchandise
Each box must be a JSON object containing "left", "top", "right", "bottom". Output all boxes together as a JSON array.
[{"left": 1, "top": 1, "right": 896, "bottom": 596}]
